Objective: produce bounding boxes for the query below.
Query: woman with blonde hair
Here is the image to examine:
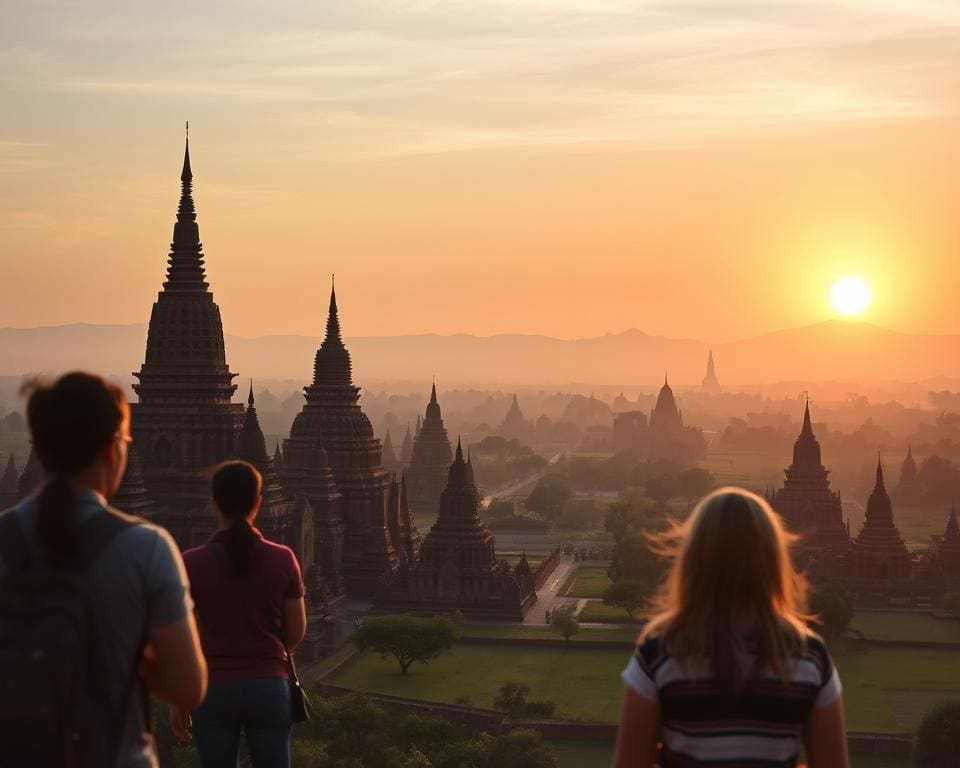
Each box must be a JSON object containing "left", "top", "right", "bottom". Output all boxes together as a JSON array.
[{"left": 613, "top": 487, "right": 848, "bottom": 768}]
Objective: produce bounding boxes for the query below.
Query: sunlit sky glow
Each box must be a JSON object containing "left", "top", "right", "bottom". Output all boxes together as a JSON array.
[{"left": 2, "top": 1, "right": 959, "bottom": 340}]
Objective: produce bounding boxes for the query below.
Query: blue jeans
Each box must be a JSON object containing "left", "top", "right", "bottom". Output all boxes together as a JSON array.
[{"left": 192, "top": 677, "right": 293, "bottom": 768}]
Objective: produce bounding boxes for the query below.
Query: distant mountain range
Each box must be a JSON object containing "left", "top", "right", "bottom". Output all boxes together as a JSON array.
[{"left": 0, "top": 320, "right": 956, "bottom": 387}]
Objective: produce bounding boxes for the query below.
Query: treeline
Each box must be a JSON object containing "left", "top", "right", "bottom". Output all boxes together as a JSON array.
[{"left": 468, "top": 437, "right": 548, "bottom": 489}]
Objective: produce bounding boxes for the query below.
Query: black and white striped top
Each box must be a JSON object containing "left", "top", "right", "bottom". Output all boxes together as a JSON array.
[{"left": 621, "top": 632, "right": 842, "bottom": 767}]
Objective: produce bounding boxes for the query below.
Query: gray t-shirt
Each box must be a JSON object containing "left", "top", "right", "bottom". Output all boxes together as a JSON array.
[{"left": 0, "top": 490, "right": 192, "bottom": 768}]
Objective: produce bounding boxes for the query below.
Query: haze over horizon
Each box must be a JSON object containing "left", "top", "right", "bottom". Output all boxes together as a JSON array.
[{"left": 3, "top": 1, "right": 960, "bottom": 341}]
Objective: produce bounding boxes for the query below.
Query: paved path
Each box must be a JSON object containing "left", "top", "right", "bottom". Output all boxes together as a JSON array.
[{"left": 523, "top": 557, "right": 586, "bottom": 625}]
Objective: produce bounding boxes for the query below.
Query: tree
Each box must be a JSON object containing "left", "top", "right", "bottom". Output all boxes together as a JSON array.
[
  {"left": 435, "top": 734, "right": 496, "bottom": 768},
  {"left": 550, "top": 604, "right": 579, "bottom": 643},
  {"left": 352, "top": 614, "right": 459, "bottom": 674},
  {"left": 913, "top": 700, "right": 960, "bottom": 767},
  {"left": 678, "top": 467, "right": 715, "bottom": 504},
  {"left": 524, "top": 474, "right": 571, "bottom": 521},
  {"left": 608, "top": 531, "right": 666, "bottom": 587},
  {"left": 493, "top": 681, "right": 556, "bottom": 725},
  {"left": 644, "top": 474, "right": 680, "bottom": 504},
  {"left": 809, "top": 582, "right": 854, "bottom": 645},
  {"left": 602, "top": 579, "right": 648, "bottom": 620},
  {"left": 484, "top": 729, "right": 557, "bottom": 768}
]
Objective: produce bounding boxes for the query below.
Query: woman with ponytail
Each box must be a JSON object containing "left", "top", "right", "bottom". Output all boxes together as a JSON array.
[
  {"left": 176, "top": 460, "right": 306, "bottom": 768},
  {"left": 0, "top": 372, "right": 206, "bottom": 767}
]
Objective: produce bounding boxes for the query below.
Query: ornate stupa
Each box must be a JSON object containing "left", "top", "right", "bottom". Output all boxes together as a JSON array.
[
  {"left": 405, "top": 382, "right": 453, "bottom": 524},
  {"left": 850, "top": 459, "right": 911, "bottom": 581},
  {"left": 130, "top": 129, "right": 245, "bottom": 548},
  {"left": 893, "top": 445, "right": 925, "bottom": 507},
  {"left": 702, "top": 350, "right": 720, "bottom": 393},
  {"left": 770, "top": 402, "right": 851, "bottom": 559},
  {"left": 377, "top": 440, "right": 537, "bottom": 620},
  {"left": 235, "top": 383, "right": 292, "bottom": 548},
  {"left": 283, "top": 281, "right": 417, "bottom": 597}
]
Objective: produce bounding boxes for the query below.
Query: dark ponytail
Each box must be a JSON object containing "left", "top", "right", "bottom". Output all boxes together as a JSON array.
[
  {"left": 22, "top": 373, "right": 126, "bottom": 561},
  {"left": 211, "top": 461, "right": 262, "bottom": 576}
]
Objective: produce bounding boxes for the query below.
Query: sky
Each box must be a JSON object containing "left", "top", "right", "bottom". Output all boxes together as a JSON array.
[{"left": 2, "top": 0, "right": 959, "bottom": 341}]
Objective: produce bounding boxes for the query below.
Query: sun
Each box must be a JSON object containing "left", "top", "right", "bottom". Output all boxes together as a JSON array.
[{"left": 830, "top": 275, "right": 872, "bottom": 316}]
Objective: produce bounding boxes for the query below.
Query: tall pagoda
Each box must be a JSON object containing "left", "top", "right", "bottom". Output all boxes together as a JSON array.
[
  {"left": 893, "top": 445, "right": 925, "bottom": 507},
  {"left": 406, "top": 382, "right": 454, "bottom": 524},
  {"left": 770, "top": 402, "right": 851, "bottom": 561},
  {"left": 850, "top": 460, "right": 911, "bottom": 581},
  {"left": 131, "top": 130, "right": 245, "bottom": 548},
  {"left": 647, "top": 375, "right": 705, "bottom": 461},
  {"left": 283, "top": 281, "right": 417, "bottom": 597},
  {"left": 936, "top": 503, "right": 960, "bottom": 580},
  {"left": 381, "top": 430, "right": 402, "bottom": 474},
  {"left": 377, "top": 440, "right": 537, "bottom": 620},
  {"left": 499, "top": 394, "right": 534, "bottom": 443},
  {"left": 702, "top": 350, "right": 720, "bottom": 393}
]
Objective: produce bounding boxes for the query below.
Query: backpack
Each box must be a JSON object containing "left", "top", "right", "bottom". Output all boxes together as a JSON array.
[{"left": 0, "top": 507, "right": 140, "bottom": 767}]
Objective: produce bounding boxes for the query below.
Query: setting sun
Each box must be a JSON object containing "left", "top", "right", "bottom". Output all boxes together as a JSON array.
[{"left": 830, "top": 275, "right": 872, "bottom": 317}]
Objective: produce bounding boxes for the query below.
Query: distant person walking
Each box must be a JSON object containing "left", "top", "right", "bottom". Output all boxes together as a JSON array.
[
  {"left": 613, "top": 488, "right": 849, "bottom": 768},
  {"left": 173, "top": 461, "right": 306, "bottom": 768},
  {"left": 0, "top": 372, "right": 207, "bottom": 767}
]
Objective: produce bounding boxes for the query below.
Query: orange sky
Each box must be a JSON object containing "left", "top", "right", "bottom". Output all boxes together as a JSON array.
[{"left": 2, "top": 1, "right": 959, "bottom": 341}]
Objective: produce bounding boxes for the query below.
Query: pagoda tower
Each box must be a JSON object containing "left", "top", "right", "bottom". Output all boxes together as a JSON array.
[
  {"left": 399, "top": 424, "right": 414, "bottom": 468},
  {"left": 850, "top": 459, "right": 911, "bottom": 581},
  {"left": 499, "top": 394, "right": 534, "bottom": 443},
  {"left": 285, "top": 281, "right": 415, "bottom": 597},
  {"left": 936, "top": 503, "right": 960, "bottom": 580},
  {"left": 235, "top": 384, "right": 292, "bottom": 550},
  {"left": 406, "top": 382, "right": 454, "bottom": 524},
  {"left": 131, "top": 130, "right": 245, "bottom": 548},
  {"left": 0, "top": 454, "right": 19, "bottom": 509},
  {"left": 650, "top": 375, "right": 683, "bottom": 432},
  {"left": 17, "top": 448, "right": 41, "bottom": 501},
  {"left": 702, "top": 350, "right": 720, "bottom": 394},
  {"left": 893, "top": 445, "right": 925, "bottom": 507},
  {"left": 770, "top": 403, "right": 850, "bottom": 558},
  {"left": 381, "top": 430, "right": 402, "bottom": 474},
  {"left": 112, "top": 446, "right": 154, "bottom": 515},
  {"left": 376, "top": 440, "right": 537, "bottom": 620}
]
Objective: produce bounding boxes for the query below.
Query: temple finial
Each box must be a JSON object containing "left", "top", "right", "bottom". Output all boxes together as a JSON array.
[
  {"left": 455, "top": 435, "right": 463, "bottom": 462},
  {"left": 876, "top": 452, "right": 884, "bottom": 486},
  {"left": 801, "top": 400, "right": 813, "bottom": 436},
  {"left": 181, "top": 123, "right": 192, "bottom": 183},
  {"left": 430, "top": 379, "right": 437, "bottom": 404},
  {"left": 248, "top": 379, "right": 254, "bottom": 406}
]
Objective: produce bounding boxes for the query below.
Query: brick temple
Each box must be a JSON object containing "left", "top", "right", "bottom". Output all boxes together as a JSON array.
[{"left": 405, "top": 383, "right": 453, "bottom": 524}]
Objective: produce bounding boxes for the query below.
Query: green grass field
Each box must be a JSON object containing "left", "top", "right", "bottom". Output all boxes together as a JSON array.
[
  {"left": 578, "top": 600, "right": 637, "bottom": 623},
  {"left": 460, "top": 622, "right": 637, "bottom": 643},
  {"left": 560, "top": 566, "right": 612, "bottom": 598},
  {"left": 331, "top": 643, "right": 960, "bottom": 734},
  {"left": 851, "top": 611, "right": 960, "bottom": 643}
]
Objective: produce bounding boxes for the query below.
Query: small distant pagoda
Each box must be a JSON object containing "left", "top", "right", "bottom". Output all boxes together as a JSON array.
[
  {"left": 770, "top": 402, "right": 851, "bottom": 563},
  {"left": 376, "top": 440, "right": 537, "bottom": 621},
  {"left": 702, "top": 350, "right": 720, "bottom": 394},
  {"left": 850, "top": 460, "right": 911, "bottom": 581},
  {"left": 235, "top": 384, "right": 292, "bottom": 548},
  {"left": 406, "top": 382, "right": 454, "bottom": 524},
  {"left": 647, "top": 375, "right": 705, "bottom": 461},
  {"left": 400, "top": 424, "right": 414, "bottom": 469},
  {"left": 381, "top": 430, "right": 402, "bottom": 474},
  {"left": 936, "top": 503, "right": 960, "bottom": 580},
  {"left": 499, "top": 394, "right": 535, "bottom": 444},
  {"left": 893, "top": 445, "right": 925, "bottom": 507}
]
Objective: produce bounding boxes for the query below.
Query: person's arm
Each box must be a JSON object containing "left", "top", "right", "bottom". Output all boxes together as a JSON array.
[
  {"left": 612, "top": 687, "right": 659, "bottom": 768},
  {"left": 804, "top": 696, "right": 849, "bottom": 768},
  {"left": 142, "top": 613, "right": 207, "bottom": 710},
  {"left": 281, "top": 596, "right": 307, "bottom": 650}
]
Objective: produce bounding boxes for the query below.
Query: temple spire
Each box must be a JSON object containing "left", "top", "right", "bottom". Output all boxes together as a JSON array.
[
  {"left": 455, "top": 436, "right": 463, "bottom": 463},
  {"left": 876, "top": 454, "right": 885, "bottom": 488},
  {"left": 430, "top": 380, "right": 437, "bottom": 405},
  {"left": 326, "top": 278, "right": 342, "bottom": 344},
  {"left": 312, "top": 277, "right": 353, "bottom": 386},
  {"left": 181, "top": 121, "right": 192, "bottom": 182},
  {"left": 248, "top": 379, "right": 255, "bottom": 406},
  {"left": 801, "top": 400, "right": 813, "bottom": 436},
  {"left": 164, "top": 125, "right": 208, "bottom": 291}
]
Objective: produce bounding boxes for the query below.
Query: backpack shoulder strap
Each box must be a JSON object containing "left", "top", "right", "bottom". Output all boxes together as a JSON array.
[
  {"left": 0, "top": 511, "right": 29, "bottom": 573},
  {"left": 72, "top": 509, "right": 140, "bottom": 572}
]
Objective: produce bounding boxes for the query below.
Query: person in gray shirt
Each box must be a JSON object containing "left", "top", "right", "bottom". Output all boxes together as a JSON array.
[{"left": 0, "top": 372, "right": 207, "bottom": 767}]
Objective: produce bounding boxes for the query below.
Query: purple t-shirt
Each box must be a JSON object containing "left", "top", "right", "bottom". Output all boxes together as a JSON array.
[{"left": 183, "top": 528, "right": 304, "bottom": 684}]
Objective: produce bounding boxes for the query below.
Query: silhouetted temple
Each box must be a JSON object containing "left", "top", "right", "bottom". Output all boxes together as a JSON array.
[
  {"left": 648, "top": 376, "right": 705, "bottom": 461},
  {"left": 935, "top": 504, "right": 960, "bottom": 580},
  {"left": 499, "top": 394, "right": 535, "bottom": 444},
  {"left": 130, "top": 134, "right": 245, "bottom": 547},
  {"left": 702, "top": 350, "right": 720, "bottom": 393},
  {"left": 381, "top": 430, "right": 402, "bottom": 474},
  {"left": 893, "top": 445, "right": 925, "bottom": 507},
  {"left": 770, "top": 403, "right": 851, "bottom": 566},
  {"left": 850, "top": 460, "right": 911, "bottom": 581},
  {"left": 236, "top": 384, "right": 293, "bottom": 549},
  {"left": 377, "top": 441, "right": 537, "bottom": 620},
  {"left": 113, "top": 447, "right": 154, "bottom": 515},
  {"left": 400, "top": 424, "right": 414, "bottom": 468},
  {"left": 282, "top": 282, "right": 419, "bottom": 597},
  {"left": 405, "top": 383, "right": 453, "bottom": 523}
]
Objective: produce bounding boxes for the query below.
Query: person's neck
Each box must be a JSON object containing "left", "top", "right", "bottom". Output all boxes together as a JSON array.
[{"left": 67, "top": 468, "right": 112, "bottom": 504}]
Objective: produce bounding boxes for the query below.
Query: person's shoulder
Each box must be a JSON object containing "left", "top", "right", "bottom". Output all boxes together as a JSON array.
[
  {"left": 635, "top": 632, "right": 669, "bottom": 670},
  {"left": 258, "top": 535, "right": 297, "bottom": 561},
  {"left": 800, "top": 629, "right": 835, "bottom": 676},
  {"left": 106, "top": 506, "right": 179, "bottom": 556}
]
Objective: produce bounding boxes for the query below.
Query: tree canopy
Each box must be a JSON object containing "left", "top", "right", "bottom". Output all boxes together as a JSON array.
[{"left": 352, "top": 614, "right": 459, "bottom": 674}]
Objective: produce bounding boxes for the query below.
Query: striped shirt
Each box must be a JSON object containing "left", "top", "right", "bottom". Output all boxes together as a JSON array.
[{"left": 621, "top": 632, "right": 841, "bottom": 767}]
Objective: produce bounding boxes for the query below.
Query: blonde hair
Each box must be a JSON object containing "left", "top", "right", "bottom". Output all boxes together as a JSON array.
[{"left": 641, "top": 487, "right": 811, "bottom": 687}]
